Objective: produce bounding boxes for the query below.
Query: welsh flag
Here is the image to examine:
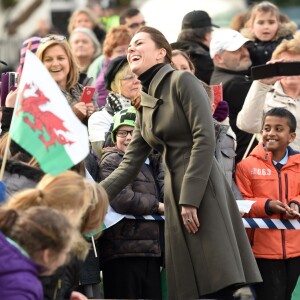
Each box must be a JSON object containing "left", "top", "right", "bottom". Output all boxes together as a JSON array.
[{"left": 9, "top": 50, "right": 89, "bottom": 175}]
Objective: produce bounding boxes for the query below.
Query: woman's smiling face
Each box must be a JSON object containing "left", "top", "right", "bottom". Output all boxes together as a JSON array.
[
  {"left": 127, "top": 32, "right": 163, "bottom": 76},
  {"left": 42, "top": 45, "right": 70, "bottom": 90}
]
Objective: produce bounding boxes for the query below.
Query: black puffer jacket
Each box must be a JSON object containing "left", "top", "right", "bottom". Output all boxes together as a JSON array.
[{"left": 98, "top": 148, "right": 164, "bottom": 266}]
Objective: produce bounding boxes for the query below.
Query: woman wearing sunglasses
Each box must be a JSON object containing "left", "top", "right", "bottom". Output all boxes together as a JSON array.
[{"left": 36, "top": 35, "right": 96, "bottom": 123}]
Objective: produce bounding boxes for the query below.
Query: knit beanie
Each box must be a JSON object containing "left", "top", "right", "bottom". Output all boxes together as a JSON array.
[
  {"left": 213, "top": 100, "right": 229, "bottom": 122},
  {"left": 17, "top": 36, "right": 42, "bottom": 74},
  {"left": 111, "top": 106, "right": 136, "bottom": 143}
]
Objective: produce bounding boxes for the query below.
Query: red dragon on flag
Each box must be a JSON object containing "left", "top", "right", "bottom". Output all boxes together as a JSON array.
[
  {"left": 16, "top": 82, "right": 74, "bottom": 150},
  {"left": 10, "top": 50, "right": 89, "bottom": 175}
]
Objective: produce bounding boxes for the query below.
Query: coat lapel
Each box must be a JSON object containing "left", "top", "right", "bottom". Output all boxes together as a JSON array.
[{"left": 141, "top": 91, "right": 160, "bottom": 108}]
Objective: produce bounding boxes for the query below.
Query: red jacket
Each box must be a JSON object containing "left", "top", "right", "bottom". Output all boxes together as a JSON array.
[{"left": 235, "top": 143, "right": 300, "bottom": 259}]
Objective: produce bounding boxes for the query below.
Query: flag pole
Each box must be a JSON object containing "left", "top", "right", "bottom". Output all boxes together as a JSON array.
[
  {"left": 0, "top": 133, "right": 11, "bottom": 180},
  {"left": 91, "top": 236, "right": 98, "bottom": 257},
  {"left": 242, "top": 134, "right": 256, "bottom": 160}
]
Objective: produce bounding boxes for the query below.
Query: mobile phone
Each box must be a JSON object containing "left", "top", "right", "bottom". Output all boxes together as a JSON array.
[
  {"left": 251, "top": 62, "right": 300, "bottom": 80},
  {"left": 81, "top": 86, "right": 95, "bottom": 104},
  {"left": 8, "top": 72, "right": 18, "bottom": 91}
]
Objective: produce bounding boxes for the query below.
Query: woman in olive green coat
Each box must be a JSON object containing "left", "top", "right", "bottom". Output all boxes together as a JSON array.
[{"left": 100, "top": 26, "right": 262, "bottom": 299}]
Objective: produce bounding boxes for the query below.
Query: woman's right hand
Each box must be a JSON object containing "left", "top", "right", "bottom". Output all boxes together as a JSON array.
[{"left": 73, "top": 102, "right": 88, "bottom": 117}]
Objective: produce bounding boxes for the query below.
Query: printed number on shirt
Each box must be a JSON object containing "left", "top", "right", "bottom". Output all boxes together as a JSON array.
[{"left": 250, "top": 168, "right": 272, "bottom": 176}]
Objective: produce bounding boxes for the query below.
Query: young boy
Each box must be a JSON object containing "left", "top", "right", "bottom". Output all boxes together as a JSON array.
[{"left": 235, "top": 107, "right": 300, "bottom": 300}]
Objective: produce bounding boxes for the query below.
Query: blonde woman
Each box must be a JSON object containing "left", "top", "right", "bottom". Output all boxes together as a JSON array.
[
  {"left": 237, "top": 38, "right": 300, "bottom": 151},
  {"left": 36, "top": 36, "right": 96, "bottom": 123},
  {"left": 88, "top": 55, "right": 141, "bottom": 157}
]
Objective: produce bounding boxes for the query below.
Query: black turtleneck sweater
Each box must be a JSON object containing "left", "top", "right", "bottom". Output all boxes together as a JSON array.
[{"left": 138, "top": 63, "right": 165, "bottom": 93}]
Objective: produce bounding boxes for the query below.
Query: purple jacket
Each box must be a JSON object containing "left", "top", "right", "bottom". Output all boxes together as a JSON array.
[{"left": 0, "top": 231, "right": 43, "bottom": 300}]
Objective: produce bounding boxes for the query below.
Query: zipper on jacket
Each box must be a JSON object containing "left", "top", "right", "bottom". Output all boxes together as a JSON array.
[
  {"left": 281, "top": 173, "right": 289, "bottom": 259},
  {"left": 277, "top": 168, "right": 286, "bottom": 259},
  {"left": 285, "top": 173, "right": 289, "bottom": 202}
]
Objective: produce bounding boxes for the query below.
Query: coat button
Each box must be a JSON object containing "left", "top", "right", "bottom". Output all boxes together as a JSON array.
[{"left": 157, "top": 99, "right": 163, "bottom": 105}]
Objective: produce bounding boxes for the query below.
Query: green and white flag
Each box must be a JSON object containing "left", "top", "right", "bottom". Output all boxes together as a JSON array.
[
  {"left": 10, "top": 50, "right": 89, "bottom": 175},
  {"left": 102, "top": 205, "right": 125, "bottom": 230}
]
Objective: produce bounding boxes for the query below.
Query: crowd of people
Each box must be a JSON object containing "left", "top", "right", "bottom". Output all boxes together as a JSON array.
[{"left": 1, "top": 1, "right": 300, "bottom": 299}]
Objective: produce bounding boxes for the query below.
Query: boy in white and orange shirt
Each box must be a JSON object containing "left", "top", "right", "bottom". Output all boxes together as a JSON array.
[{"left": 236, "top": 107, "right": 300, "bottom": 300}]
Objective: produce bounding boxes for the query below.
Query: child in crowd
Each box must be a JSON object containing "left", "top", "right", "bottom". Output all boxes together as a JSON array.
[
  {"left": 5, "top": 170, "right": 109, "bottom": 300},
  {"left": 235, "top": 107, "right": 300, "bottom": 300},
  {"left": 5, "top": 170, "right": 107, "bottom": 235},
  {"left": 98, "top": 107, "right": 164, "bottom": 299},
  {"left": 0, "top": 206, "right": 75, "bottom": 300},
  {"left": 242, "top": 1, "right": 297, "bottom": 66},
  {"left": 171, "top": 49, "right": 195, "bottom": 73}
]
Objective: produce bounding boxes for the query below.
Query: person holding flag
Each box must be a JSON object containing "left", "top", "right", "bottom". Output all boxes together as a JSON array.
[{"left": 6, "top": 49, "right": 90, "bottom": 176}]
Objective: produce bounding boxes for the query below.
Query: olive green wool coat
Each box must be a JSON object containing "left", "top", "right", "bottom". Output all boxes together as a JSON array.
[{"left": 100, "top": 65, "right": 262, "bottom": 299}]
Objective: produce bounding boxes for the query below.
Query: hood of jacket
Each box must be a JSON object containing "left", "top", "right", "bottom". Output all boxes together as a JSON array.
[
  {"left": 0, "top": 232, "right": 42, "bottom": 299},
  {"left": 170, "top": 40, "right": 209, "bottom": 56},
  {"left": 1, "top": 158, "right": 44, "bottom": 201}
]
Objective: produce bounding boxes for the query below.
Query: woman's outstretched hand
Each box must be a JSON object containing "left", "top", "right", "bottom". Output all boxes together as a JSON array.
[{"left": 181, "top": 204, "right": 200, "bottom": 234}]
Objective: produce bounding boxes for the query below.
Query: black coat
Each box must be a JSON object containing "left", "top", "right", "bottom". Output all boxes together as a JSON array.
[
  {"left": 98, "top": 148, "right": 164, "bottom": 266},
  {"left": 171, "top": 40, "right": 213, "bottom": 84},
  {"left": 248, "top": 35, "right": 293, "bottom": 67}
]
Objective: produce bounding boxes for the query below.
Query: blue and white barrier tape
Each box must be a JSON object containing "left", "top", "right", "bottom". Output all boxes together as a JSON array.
[
  {"left": 125, "top": 214, "right": 165, "bottom": 221},
  {"left": 124, "top": 215, "right": 300, "bottom": 230},
  {"left": 242, "top": 218, "right": 300, "bottom": 229}
]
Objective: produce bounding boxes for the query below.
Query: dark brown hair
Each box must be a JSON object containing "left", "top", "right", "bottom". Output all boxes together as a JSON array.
[{"left": 136, "top": 26, "right": 172, "bottom": 64}]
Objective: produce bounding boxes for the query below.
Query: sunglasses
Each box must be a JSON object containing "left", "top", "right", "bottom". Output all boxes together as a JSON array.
[
  {"left": 128, "top": 21, "right": 146, "bottom": 29},
  {"left": 40, "top": 35, "right": 66, "bottom": 44}
]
